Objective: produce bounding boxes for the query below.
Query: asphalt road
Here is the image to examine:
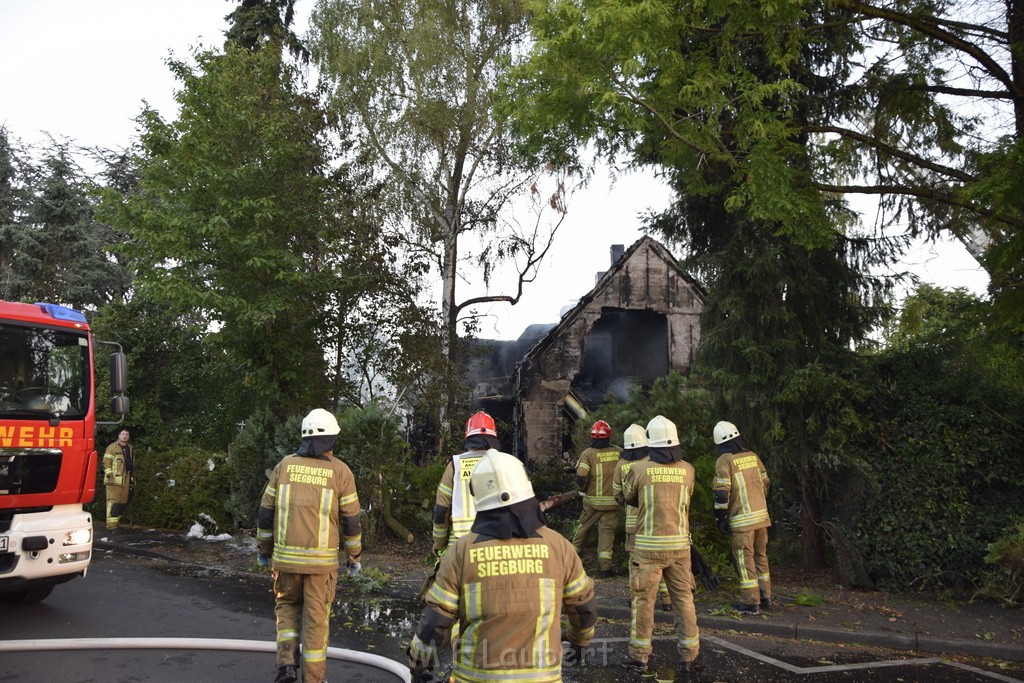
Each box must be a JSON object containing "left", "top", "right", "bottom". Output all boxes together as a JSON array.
[
  {"left": 1, "top": 547, "right": 1020, "bottom": 683},
  {"left": 0, "top": 549, "right": 403, "bottom": 682},
  {"left": 556, "top": 634, "right": 1024, "bottom": 682}
]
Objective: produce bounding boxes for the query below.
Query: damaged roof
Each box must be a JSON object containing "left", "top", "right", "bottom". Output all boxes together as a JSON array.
[{"left": 515, "top": 235, "right": 705, "bottom": 371}]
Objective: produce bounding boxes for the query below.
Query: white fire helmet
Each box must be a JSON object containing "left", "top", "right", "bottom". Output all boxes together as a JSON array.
[
  {"left": 301, "top": 408, "right": 340, "bottom": 437},
  {"left": 623, "top": 424, "right": 647, "bottom": 450},
  {"left": 646, "top": 415, "right": 679, "bottom": 448},
  {"left": 713, "top": 420, "right": 740, "bottom": 445},
  {"left": 470, "top": 449, "right": 535, "bottom": 511}
]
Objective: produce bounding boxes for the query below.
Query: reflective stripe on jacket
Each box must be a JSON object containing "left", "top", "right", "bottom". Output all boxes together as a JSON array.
[
  {"left": 613, "top": 456, "right": 647, "bottom": 531},
  {"left": 576, "top": 445, "right": 623, "bottom": 510},
  {"left": 413, "top": 526, "right": 596, "bottom": 682},
  {"left": 713, "top": 450, "right": 771, "bottom": 531},
  {"left": 434, "top": 451, "right": 485, "bottom": 547},
  {"left": 257, "top": 453, "right": 361, "bottom": 574},
  {"left": 103, "top": 442, "right": 132, "bottom": 487},
  {"left": 622, "top": 459, "right": 694, "bottom": 555}
]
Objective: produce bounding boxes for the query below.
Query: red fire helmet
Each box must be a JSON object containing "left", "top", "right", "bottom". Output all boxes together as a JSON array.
[
  {"left": 590, "top": 420, "right": 612, "bottom": 439},
  {"left": 465, "top": 411, "right": 497, "bottom": 438}
]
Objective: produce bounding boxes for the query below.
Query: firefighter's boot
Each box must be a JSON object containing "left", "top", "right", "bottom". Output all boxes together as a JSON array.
[
  {"left": 677, "top": 655, "right": 705, "bottom": 678},
  {"left": 274, "top": 664, "right": 297, "bottom": 683},
  {"left": 732, "top": 601, "right": 760, "bottom": 616}
]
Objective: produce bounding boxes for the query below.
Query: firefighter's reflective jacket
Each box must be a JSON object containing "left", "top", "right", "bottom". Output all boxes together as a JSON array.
[
  {"left": 432, "top": 450, "right": 485, "bottom": 552},
  {"left": 256, "top": 452, "right": 362, "bottom": 573},
  {"left": 713, "top": 450, "right": 771, "bottom": 531},
  {"left": 410, "top": 526, "right": 597, "bottom": 682},
  {"left": 103, "top": 442, "right": 132, "bottom": 487},
  {"left": 621, "top": 459, "right": 695, "bottom": 556},
  {"left": 576, "top": 445, "right": 623, "bottom": 510},
  {"left": 612, "top": 456, "right": 648, "bottom": 535}
]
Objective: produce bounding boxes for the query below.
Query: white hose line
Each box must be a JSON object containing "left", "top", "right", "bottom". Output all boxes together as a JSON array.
[{"left": 0, "top": 637, "right": 411, "bottom": 682}]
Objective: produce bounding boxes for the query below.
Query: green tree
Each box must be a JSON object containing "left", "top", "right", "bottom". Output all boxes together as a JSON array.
[
  {"left": 512, "top": 0, "right": 1022, "bottom": 327},
  {"left": 0, "top": 128, "right": 24, "bottom": 299},
  {"left": 97, "top": 44, "right": 383, "bottom": 418},
  {"left": 90, "top": 295, "right": 244, "bottom": 452},
  {"left": 4, "top": 140, "right": 129, "bottom": 308},
  {"left": 224, "top": 0, "right": 309, "bottom": 62},
  {"left": 509, "top": 0, "right": 906, "bottom": 568},
  {"left": 308, "top": 0, "right": 568, "bottom": 369},
  {"left": 681, "top": 209, "right": 889, "bottom": 569}
]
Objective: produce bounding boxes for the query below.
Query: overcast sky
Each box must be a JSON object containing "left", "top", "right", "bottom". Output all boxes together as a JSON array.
[{"left": 1, "top": 1, "right": 989, "bottom": 340}]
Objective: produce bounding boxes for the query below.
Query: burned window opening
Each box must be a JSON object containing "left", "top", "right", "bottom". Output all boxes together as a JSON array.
[{"left": 572, "top": 309, "right": 669, "bottom": 406}]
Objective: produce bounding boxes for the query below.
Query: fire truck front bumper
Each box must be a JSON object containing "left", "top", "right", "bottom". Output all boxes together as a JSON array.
[{"left": 0, "top": 504, "right": 92, "bottom": 588}]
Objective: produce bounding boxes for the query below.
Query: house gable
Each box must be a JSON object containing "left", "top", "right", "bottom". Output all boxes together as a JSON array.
[{"left": 512, "top": 236, "right": 704, "bottom": 461}]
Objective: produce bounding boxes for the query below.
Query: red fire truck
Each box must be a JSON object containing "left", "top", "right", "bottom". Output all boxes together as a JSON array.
[{"left": 0, "top": 300, "right": 128, "bottom": 604}]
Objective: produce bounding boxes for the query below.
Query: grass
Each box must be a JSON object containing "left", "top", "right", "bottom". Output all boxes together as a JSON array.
[
  {"left": 793, "top": 586, "right": 826, "bottom": 607},
  {"left": 344, "top": 566, "right": 392, "bottom": 594}
]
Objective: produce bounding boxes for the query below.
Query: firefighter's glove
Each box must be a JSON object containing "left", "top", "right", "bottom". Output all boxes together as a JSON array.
[
  {"left": 257, "top": 554, "right": 270, "bottom": 569},
  {"left": 691, "top": 549, "right": 721, "bottom": 591},
  {"left": 409, "top": 668, "right": 435, "bottom": 683},
  {"left": 715, "top": 510, "right": 731, "bottom": 535},
  {"left": 698, "top": 564, "right": 721, "bottom": 591},
  {"left": 346, "top": 559, "right": 361, "bottom": 576},
  {"left": 406, "top": 646, "right": 435, "bottom": 682}
]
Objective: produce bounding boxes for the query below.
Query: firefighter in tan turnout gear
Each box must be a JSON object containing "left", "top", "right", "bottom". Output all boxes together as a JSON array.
[
  {"left": 102, "top": 429, "right": 134, "bottom": 529},
  {"left": 613, "top": 423, "right": 671, "bottom": 610},
  {"left": 713, "top": 420, "right": 772, "bottom": 615},
  {"left": 408, "top": 449, "right": 597, "bottom": 683},
  {"left": 257, "top": 408, "right": 363, "bottom": 683},
  {"left": 432, "top": 411, "right": 500, "bottom": 555},
  {"left": 571, "top": 419, "right": 623, "bottom": 576},
  {"left": 620, "top": 415, "right": 703, "bottom": 676}
]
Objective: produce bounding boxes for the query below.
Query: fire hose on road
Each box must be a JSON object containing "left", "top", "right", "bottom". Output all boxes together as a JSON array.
[{"left": 0, "top": 637, "right": 411, "bottom": 682}]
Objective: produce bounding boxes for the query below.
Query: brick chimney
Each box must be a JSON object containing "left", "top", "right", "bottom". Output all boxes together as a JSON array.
[
  {"left": 596, "top": 244, "right": 626, "bottom": 284},
  {"left": 610, "top": 244, "right": 625, "bottom": 265}
]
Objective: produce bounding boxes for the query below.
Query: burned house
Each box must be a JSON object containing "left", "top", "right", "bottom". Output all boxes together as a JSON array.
[
  {"left": 512, "top": 237, "right": 705, "bottom": 461},
  {"left": 464, "top": 236, "right": 705, "bottom": 462}
]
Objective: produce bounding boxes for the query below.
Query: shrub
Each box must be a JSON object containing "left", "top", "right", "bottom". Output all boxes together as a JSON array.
[
  {"left": 333, "top": 403, "right": 431, "bottom": 544},
  {"left": 849, "top": 349, "right": 1024, "bottom": 589},
  {"left": 847, "top": 291, "right": 1024, "bottom": 589},
  {"left": 977, "top": 520, "right": 1024, "bottom": 605},
  {"left": 123, "top": 446, "right": 232, "bottom": 530},
  {"left": 225, "top": 408, "right": 301, "bottom": 529}
]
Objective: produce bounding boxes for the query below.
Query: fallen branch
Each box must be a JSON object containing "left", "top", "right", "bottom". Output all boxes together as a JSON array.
[{"left": 381, "top": 486, "right": 414, "bottom": 543}]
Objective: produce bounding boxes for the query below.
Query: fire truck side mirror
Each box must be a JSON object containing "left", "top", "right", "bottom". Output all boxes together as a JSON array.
[
  {"left": 109, "top": 352, "right": 128, "bottom": 394},
  {"left": 111, "top": 395, "right": 130, "bottom": 416}
]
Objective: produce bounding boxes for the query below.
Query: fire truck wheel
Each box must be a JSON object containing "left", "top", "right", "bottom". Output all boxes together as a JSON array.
[{"left": 0, "top": 585, "right": 55, "bottom": 605}]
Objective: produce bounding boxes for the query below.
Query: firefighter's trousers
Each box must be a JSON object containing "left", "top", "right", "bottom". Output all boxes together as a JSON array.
[
  {"left": 731, "top": 527, "right": 771, "bottom": 605},
  {"left": 572, "top": 505, "right": 618, "bottom": 571},
  {"left": 628, "top": 550, "right": 700, "bottom": 665},
  {"left": 105, "top": 483, "right": 129, "bottom": 528},
  {"left": 274, "top": 571, "right": 338, "bottom": 683},
  {"left": 625, "top": 534, "right": 669, "bottom": 605}
]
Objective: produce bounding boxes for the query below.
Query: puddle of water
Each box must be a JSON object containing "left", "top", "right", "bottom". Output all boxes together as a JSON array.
[{"left": 333, "top": 592, "right": 420, "bottom": 638}]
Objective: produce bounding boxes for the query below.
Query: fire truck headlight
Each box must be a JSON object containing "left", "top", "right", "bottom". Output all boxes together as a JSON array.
[{"left": 63, "top": 528, "right": 92, "bottom": 546}]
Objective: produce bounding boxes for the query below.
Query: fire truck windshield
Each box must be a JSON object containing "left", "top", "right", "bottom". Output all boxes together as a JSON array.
[{"left": 0, "top": 322, "right": 91, "bottom": 419}]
